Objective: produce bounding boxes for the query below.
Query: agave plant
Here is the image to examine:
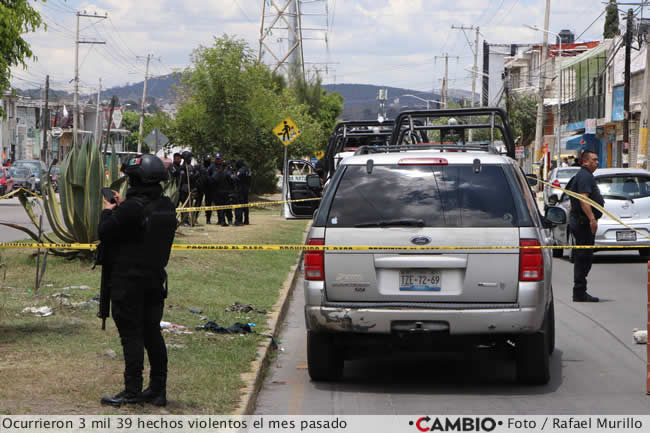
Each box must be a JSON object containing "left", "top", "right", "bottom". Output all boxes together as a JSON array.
[{"left": 2, "top": 136, "right": 126, "bottom": 255}]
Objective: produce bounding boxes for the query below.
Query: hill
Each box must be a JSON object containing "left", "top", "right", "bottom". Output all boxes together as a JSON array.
[{"left": 322, "top": 83, "right": 473, "bottom": 120}]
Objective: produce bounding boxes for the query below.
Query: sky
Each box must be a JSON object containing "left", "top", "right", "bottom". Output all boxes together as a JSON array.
[{"left": 10, "top": 0, "right": 619, "bottom": 97}]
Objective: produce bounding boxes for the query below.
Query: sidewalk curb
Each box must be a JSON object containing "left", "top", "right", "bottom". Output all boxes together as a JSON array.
[{"left": 232, "top": 222, "right": 311, "bottom": 415}]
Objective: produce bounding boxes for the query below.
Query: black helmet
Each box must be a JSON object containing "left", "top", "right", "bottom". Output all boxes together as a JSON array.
[{"left": 121, "top": 154, "right": 169, "bottom": 184}]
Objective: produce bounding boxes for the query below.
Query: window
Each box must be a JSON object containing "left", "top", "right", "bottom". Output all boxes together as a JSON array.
[
  {"left": 326, "top": 164, "right": 530, "bottom": 228},
  {"left": 597, "top": 175, "right": 650, "bottom": 200}
]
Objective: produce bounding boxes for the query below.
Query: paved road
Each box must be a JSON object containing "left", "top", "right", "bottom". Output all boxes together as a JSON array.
[
  {"left": 0, "top": 197, "right": 51, "bottom": 242},
  {"left": 255, "top": 251, "right": 649, "bottom": 414}
]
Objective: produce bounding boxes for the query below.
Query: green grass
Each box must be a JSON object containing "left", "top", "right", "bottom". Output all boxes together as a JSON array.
[{"left": 0, "top": 210, "right": 308, "bottom": 414}]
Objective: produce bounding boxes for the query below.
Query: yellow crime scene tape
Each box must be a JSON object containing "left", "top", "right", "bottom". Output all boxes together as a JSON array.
[
  {"left": 0, "top": 187, "right": 42, "bottom": 201},
  {"left": 176, "top": 197, "right": 321, "bottom": 213},
  {"left": 0, "top": 242, "right": 644, "bottom": 251}
]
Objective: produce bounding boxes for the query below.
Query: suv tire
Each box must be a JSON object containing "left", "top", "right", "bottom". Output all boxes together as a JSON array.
[
  {"left": 307, "top": 331, "right": 343, "bottom": 381},
  {"left": 547, "top": 300, "right": 555, "bottom": 355},
  {"left": 516, "top": 311, "right": 551, "bottom": 385}
]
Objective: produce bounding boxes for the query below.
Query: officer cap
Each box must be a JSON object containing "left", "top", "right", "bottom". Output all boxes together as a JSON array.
[
  {"left": 121, "top": 154, "right": 169, "bottom": 184},
  {"left": 214, "top": 153, "right": 223, "bottom": 162},
  {"left": 181, "top": 150, "right": 193, "bottom": 159}
]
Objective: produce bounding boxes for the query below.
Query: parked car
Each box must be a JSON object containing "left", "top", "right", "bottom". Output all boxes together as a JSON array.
[
  {"left": 0, "top": 166, "right": 11, "bottom": 195},
  {"left": 544, "top": 167, "right": 580, "bottom": 208},
  {"left": 11, "top": 160, "right": 47, "bottom": 193},
  {"left": 8, "top": 166, "right": 32, "bottom": 191},
  {"left": 549, "top": 168, "right": 650, "bottom": 260},
  {"left": 303, "top": 108, "right": 562, "bottom": 385}
]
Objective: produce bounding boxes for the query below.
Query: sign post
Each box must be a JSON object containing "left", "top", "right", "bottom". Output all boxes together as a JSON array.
[{"left": 273, "top": 117, "right": 302, "bottom": 216}]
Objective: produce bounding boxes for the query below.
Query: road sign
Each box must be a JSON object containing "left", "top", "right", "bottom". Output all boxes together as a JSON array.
[
  {"left": 144, "top": 128, "right": 169, "bottom": 151},
  {"left": 51, "top": 127, "right": 63, "bottom": 138},
  {"left": 515, "top": 145, "right": 524, "bottom": 160},
  {"left": 273, "top": 117, "right": 302, "bottom": 146},
  {"left": 313, "top": 150, "right": 324, "bottom": 160}
]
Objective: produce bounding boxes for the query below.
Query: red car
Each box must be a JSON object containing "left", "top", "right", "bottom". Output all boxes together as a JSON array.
[{"left": 0, "top": 166, "right": 12, "bottom": 195}]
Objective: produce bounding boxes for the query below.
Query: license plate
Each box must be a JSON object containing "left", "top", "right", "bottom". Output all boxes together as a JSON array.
[
  {"left": 399, "top": 270, "right": 441, "bottom": 291},
  {"left": 616, "top": 230, "right": 636, "bottom": 241}
]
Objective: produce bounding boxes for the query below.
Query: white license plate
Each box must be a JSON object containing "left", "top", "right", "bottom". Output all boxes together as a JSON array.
[
  {"left": 399, "top": 270, "right": 441, "bottom": 291},
  {"left": 616, "top": 230, "right": 637, "bottom": 241}
]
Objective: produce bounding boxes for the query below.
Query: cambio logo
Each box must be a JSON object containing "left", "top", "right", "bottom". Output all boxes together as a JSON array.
[{"left": 409, "top": 416, "right": 500, "bottom": 432}]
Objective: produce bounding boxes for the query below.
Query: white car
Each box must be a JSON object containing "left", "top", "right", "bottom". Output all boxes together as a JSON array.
[
  {"left": 544, "top": 167, "right": 580, "bottom": 208},
  {"left": 549, "top": 168, "right": 650, "bottom": 259}
]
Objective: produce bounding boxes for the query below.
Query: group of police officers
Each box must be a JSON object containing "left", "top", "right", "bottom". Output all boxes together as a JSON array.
[{"left": 169, "top": 151, "right": 252, "bottom": 227}]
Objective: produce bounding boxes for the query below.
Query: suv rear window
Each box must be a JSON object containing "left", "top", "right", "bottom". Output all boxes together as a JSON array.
[{"left": 325, "top": 164, "right": 530, "bottom": 228}]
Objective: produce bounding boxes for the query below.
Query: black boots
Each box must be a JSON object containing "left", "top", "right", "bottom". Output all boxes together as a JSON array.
[
  {"left": 100, "top": 375, "right": 142, "bottom": 407},
  {"left": 141, "top": 376, "right": 167, "bottom": 407},
  {"left": 101, "top": 375, "right": 167, "bottom": 407}
]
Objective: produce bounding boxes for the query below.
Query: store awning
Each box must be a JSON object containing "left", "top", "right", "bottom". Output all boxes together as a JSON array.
[{"left": 562, "top": 133, "right": 599, "bottom": 151}]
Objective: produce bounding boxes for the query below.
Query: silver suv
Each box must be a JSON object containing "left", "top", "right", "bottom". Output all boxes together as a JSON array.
[{"left": 303, "top": 108, "right": 563, "bottom": 385}]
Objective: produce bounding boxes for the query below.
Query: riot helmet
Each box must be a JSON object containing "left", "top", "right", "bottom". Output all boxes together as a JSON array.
[{"left": 121, "top": 154, "right": 169, "bottom": 184}]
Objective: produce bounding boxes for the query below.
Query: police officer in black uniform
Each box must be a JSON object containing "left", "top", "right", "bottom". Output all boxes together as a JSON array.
[
  {"left": 99, "top": 154, "right": 177, "bottom": 407},
  {"left": 234, "top": 160, "right": 252, "bottom": 225},
  {"left": 208, "top": 154, "right": 227, "bottom": 225},
  {"left": 222, "top": 161, "right": 236, "bottom": 225},
  {"left": 568, "top": 150, "right": 604, "bottom": 302},
  {"left": 170, "top": 153, "right": 182, "bottom": 187},
  {"left": 192, "top": 156, "right": 210, "bottom": 224},
  {"left": 179, "top": 151, "right": 196, "bottom": 226}
]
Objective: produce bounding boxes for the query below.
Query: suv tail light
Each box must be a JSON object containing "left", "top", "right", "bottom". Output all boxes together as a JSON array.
[
  {"left": 519, "top": 239, "right": 543, "bottom": 281},
  {"left": 552, "top": 179, "right": 561, "bottom": 189},
  {"left": 305, "top": 238, "right": 325, "bottom": 281}
]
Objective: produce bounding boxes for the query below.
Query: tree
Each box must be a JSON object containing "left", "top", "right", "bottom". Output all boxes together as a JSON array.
[
  {"left": 508, "top": 92, "right": 538, "bottom": 147},
  {"left": 604, "top": 0, "right": 620, "bottom": 39},
  {"left": 0, "top": 0, "right": 45, "bottom": 115},
  {"left": 171, "top": 35, "right": 331, "bottom": 192}
]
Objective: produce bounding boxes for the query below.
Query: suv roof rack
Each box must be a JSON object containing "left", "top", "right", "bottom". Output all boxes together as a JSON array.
[
  {"left": 388, "top": 108, "right": 516, "bottom": 159},
  {"left": 354, "top": 143, "right": 503, "bottom": 155}
]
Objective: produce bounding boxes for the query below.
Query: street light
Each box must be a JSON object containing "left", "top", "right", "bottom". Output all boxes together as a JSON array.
[
  {"left": 401, "top": 94, "right": 445, "bottom": 109},
  {"left": 525, "top": 24, "right": 563, "bottom": 167}
]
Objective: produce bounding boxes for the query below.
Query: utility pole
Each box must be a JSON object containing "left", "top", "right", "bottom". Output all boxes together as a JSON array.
[
  {"left": 95, "top": 78, "right": 102, "bottom": 149},
  {"left": 442, "top": 53, "right": 449, "bottom": 108},
  {"left": 533, "top": 0, "right": 551, "bottom": 178},
  {"left": 482, "top": 40, "right": 490, "bottom": 106},
  {"left": 451, "top": 25, "right": 480, "bottom": 108},
  {"left": 451, "top": 25, "right": 480, "bottom": 139},
  {"left": 643, "top": 26, "right": 650, "bottom": 167},
  {"left": 137, "top": 54, "right": 152, "bottom": 154},
  {"left": 40, "top": 75, "right": 49, "bottom": 163},
  {"left": 435, "top": 54, "right": 456, "bottom": 107},
  {"left": 624, "top": 8, "right": 633, "bottom": 167},
  {"left": 73, "top": 11, "right": 107, "bottom": 148}
]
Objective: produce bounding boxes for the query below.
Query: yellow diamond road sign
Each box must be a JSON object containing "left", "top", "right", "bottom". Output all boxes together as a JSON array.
[
  {"left": 314, "top": 150, "right": 324, "bottom": 160},
  {"left": 273, "top": 117, "right": 302, "bottom": 146}
]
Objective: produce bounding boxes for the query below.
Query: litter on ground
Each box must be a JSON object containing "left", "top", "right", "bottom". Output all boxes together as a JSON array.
[
  {"left": 21, "top": 306, "right": 53, "bottom": 317},
  {"left": 633, "top": 329, "right": 647, "bottom": 344}
]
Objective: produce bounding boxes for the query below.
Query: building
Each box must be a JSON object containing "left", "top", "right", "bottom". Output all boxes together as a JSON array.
[
  {"left": 503, "top": 33, "right": 601, "bottom": 169},
  {"left": 1, "top": 95, "right": 130, "bottom": 165}
]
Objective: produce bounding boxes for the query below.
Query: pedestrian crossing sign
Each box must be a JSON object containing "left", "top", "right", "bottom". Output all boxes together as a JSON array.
[{"left": 273, "top": 117, "right": 302, "bottom": 146}]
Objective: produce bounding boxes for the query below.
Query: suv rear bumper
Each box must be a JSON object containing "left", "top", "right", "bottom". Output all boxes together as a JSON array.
[{"left": 304, "top": 304, "right": 544, "bottom": 335}]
